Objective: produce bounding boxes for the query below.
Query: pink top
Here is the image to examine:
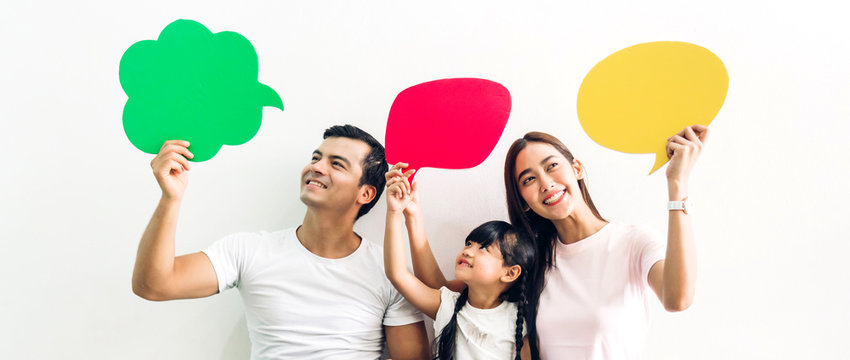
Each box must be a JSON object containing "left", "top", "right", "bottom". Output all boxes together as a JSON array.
[{"left": 536, "top": 223, "right": 666, "bottom": 360}]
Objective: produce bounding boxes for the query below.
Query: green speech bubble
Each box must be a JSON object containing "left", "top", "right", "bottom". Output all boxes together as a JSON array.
[{"left": 119, "top": 19, "right": 283, "bottom": 162}]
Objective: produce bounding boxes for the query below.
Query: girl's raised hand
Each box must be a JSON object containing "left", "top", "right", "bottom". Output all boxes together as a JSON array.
[
  {"left": 385, "top": 162, "right": 416, "bottom": 212},
  {"left": 665, "top": 125, "right": 708, "bottom": 185}
]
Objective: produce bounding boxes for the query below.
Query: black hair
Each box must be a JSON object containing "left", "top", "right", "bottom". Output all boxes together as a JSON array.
[
  {"left": 434, "top": 220, "right": 538, "bottom": 360},
  {"left": 322, "top": 124, "right": 388, "bottom": 220}
]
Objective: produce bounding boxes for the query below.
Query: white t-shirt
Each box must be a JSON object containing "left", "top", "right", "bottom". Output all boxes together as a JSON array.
[
  {"left": 535, "top": 222, "right": 666, "bottom": 360},
  {"left": 433, "top": 287, "right": 527, "bottom": 360},
  {"left": 202, "top": 227, "right": 422, "bottom": 360}
]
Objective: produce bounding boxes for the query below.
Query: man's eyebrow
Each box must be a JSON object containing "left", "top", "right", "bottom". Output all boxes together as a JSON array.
[
  {"left": 312, "top": 150, "right": 352, "bottom": 167},
  {"left": 329, "top": 155, "right": 351, "bottom": 167}
]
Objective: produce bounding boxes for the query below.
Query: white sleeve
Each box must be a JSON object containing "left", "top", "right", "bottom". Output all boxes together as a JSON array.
[
  {"left": 382, "top": 285, "right": 425, "bottom": 326},
  {"left": 201, "top": 232, "right": 253, "bottom": 293},
  {"left": 433, "top": 287, "right": 461, "bottom": 334}
]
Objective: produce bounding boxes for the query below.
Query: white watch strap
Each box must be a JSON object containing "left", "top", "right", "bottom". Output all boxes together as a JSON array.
[
  {"left": 667, "top": 197, "right": 689, "bottom": 214},
  {"left": 667, "top": 201, "right": 685, "bottom": 210}
]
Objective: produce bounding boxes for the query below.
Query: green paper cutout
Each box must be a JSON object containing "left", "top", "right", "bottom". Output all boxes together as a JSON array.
[{"left": 119, "top": 19, "right": 283, "bottom": 162}]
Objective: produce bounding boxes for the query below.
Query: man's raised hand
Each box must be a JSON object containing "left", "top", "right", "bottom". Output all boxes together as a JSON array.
[{"left": 151, "top": 140, "right": 194, "bottom": 201}]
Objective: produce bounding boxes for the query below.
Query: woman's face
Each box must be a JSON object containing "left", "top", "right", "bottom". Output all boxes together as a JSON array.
[{"left": 514, "top": 142, "right": 585, "bottom": 221}]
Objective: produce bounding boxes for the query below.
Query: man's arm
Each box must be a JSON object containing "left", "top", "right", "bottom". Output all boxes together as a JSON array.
[
  {"left": 384, "top": 322, "right": 430, "bottom": 360},
  {"left": 131, "top": 140, "right": 218, "bottom": 301}
]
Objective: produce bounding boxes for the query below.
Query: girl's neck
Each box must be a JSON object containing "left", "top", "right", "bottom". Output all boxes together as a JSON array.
[
  {"left": 465, "top": 284, "right": 505, "bottom": 309},
  {"left": 553, "top": 204, "right": 608, "bottom": 245}
]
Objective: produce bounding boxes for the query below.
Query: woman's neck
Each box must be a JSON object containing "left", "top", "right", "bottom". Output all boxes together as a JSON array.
[{"left": 552, "top": 205, "right": 608, "bottom": 245}]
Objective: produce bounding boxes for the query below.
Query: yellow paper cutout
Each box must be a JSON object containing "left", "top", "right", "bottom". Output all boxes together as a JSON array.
[{"left": 577, "top": 41, "right": 728, "bottom": 174}]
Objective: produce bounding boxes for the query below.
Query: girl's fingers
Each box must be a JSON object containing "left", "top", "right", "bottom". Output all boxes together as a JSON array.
[
  {"left": 388, "top": 183, "right": 404, "bottom": 198},
  {"left": 401, "top": 176, "right": 411, "bottom": 195},
  {"left": 385, "top": 166, "right": 409, "bottom": 181},
  {"left": 387, "top": 176, "right": 404, "bottom": 189}
]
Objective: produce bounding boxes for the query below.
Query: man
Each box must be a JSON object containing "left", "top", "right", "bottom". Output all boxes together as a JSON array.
[{"left": 132, "top": 124, "right": 430, "bottom": 359}]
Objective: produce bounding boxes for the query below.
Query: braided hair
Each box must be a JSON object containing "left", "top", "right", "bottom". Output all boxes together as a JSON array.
[
  {"left": 435, "top": 288, "right": 469, "bottom": 359},
  {"left": 434, "top": 221, "right": 537, "bottom": 360}
]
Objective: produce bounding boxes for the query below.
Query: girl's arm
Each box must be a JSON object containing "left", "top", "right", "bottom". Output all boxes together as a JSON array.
[
  {"left": 401, "top": 181, "right": 448, "bottom": 289},
  {"left": 648, "top": 125, "right": 706, "bottom": 312},
  {"left": 384, "top": 166, "right": 441, "bottom": 319}
]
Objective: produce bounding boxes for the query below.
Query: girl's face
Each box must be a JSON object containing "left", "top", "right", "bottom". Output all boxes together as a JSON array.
[
  {"left": 454, "top": 240, "right": 509, "bottom": 286},
  {"left": 514, "top": 142, "right": 585, "bottom": 221}
]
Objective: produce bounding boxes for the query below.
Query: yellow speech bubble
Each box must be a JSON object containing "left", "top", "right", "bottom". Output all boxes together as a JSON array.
[{"left": 577, "top": 41, "right": 728, "bottom": 174}]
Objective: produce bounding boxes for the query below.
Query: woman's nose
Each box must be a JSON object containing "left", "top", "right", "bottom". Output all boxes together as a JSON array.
[{"left": 539, "top": 176, "right": 555, "bottom": 192}]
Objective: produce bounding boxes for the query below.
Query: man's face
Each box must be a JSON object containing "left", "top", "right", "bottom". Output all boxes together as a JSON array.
[{"left": 299, "top": 136, "right": 371, "bottom": 212}]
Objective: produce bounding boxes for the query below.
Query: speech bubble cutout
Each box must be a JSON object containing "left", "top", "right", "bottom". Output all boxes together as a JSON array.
[
  {"left": 385, "top": 78, "right": 511, "bottom": 182},
  {"left": 577, "top": 41, "right": 728, "bottom": 174},
  {"left": 119, "top": 19, "right": 283, "bottom": 162}
]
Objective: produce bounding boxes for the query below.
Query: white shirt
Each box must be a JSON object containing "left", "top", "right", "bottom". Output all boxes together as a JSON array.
[
  {"left": 203, "top": 227, "right": 422, "bottom": 360},
  {"left": 535, "top": 222, "right": 666, "bottom": 360},
  {"left": 434, "top": 287, "right": 527, "bottom": 360}
]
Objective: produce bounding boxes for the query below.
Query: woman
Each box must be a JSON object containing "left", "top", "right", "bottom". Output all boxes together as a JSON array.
[{"left": 504, "top": 125, "right": 707, "bottom": 359}]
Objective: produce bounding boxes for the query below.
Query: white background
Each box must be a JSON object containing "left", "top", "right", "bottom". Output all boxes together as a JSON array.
[{"left": 2, "top": 1, "right": 848, "bottom": 359}]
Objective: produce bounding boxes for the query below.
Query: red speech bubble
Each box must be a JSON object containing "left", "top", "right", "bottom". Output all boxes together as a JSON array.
[{"left": 385, "top": 78, "right": 511, "bottom": 182}]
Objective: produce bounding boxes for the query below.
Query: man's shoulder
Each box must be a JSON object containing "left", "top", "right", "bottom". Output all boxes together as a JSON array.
[
  {"left": 353, "top": 237, "right": 385, "bottom": 266},
  {"left": 214, "top": 227, "right": 296, "bottom": 249}
]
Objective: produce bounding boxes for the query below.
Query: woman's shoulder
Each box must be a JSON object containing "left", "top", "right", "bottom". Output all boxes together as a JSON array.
[{"left": 609, "top": 222, "right": 664, "bottom": 246}]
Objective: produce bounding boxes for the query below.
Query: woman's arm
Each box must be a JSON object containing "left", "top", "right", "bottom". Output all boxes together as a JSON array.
[
  {"left": 384, "top": 166, "right": 441, "bottom": 319},
  {"left": 648, "top": 125, "right": 707, "bottom": 312}
]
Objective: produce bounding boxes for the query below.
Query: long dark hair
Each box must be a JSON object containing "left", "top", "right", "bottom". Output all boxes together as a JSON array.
[
  {"left": 435, "top": 221, "right": 536, "bottom": 360},
  {"left": 503, "top": 132, "right": 604, "bottom": 359}
]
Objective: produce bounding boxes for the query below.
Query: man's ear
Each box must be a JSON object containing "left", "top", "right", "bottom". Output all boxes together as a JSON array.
[
  {"left": 500, "top": 264, "right": 522, "bottom": 284},
  {"left": 357, "top": 184, "right": 377, "bottom": 205}
]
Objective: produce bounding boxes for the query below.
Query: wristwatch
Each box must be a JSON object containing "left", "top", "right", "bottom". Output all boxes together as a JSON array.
[{"left": 667, "top": 197, "right": 689, "bottom": 215}]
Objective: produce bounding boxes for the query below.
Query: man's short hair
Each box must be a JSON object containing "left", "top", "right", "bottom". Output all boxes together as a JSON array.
[{"left": 323, "top": 124, "right": 388, "bottom": 220}]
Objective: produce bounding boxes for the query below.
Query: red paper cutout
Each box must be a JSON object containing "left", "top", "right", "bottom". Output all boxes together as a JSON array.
[{"left": 385, "top": 78, "right": 511, "bottom": 182}]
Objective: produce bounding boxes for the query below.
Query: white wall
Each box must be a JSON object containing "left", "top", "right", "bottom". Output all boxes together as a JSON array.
[{"left": 2, "top": 1, "right": 848, "bottom": 359}]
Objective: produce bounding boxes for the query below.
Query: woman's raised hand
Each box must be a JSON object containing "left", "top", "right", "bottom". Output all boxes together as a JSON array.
[{"left": 665, "top": 125, "right": 708, "bottom": 186}]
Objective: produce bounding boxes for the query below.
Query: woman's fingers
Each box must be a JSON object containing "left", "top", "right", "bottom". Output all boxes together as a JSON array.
[
  {"left": 694, "top": 125, "right": 709, "bottom": 143},
  {"left": 666, "top": 141, "right": 684, "bottom": 159},
  {"left": 683, "top": 126, "right": 699, "bottom": 143}
]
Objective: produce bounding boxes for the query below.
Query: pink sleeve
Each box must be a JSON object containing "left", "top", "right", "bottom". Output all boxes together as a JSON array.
[{"left": 632, "top": 225, "right": 666, "bottom": 289}]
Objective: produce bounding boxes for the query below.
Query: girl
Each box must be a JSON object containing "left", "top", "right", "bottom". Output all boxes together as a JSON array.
[
  {"left": 504, "top": 125, "right": 706, "bottom": 359},
  {"left": 384, "top": 163, "right": 536, "bottom": 360}
]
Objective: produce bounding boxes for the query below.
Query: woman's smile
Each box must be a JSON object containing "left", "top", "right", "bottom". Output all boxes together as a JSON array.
[{"left": 543, "top": 189, "right": 566, "bottom": 206}]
